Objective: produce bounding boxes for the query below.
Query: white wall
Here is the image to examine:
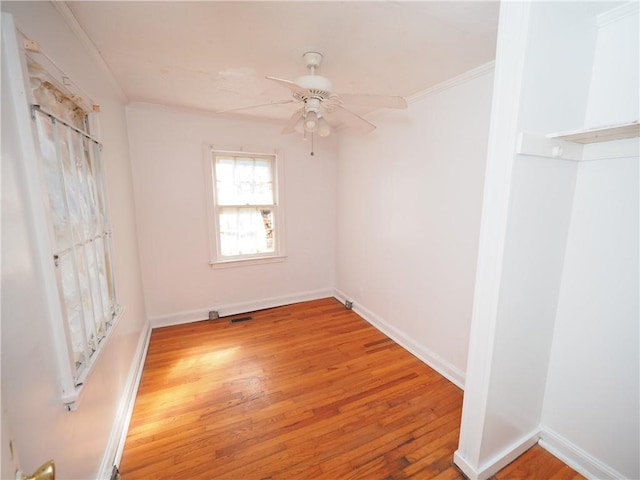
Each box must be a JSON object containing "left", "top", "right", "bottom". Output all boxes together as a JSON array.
[
  {"left": 541, "top": 5, "right": 639, "bottom": 479},
  {"left": 584, "top": 3, "right": 639, "bottom": 128},
  {"left": 477, "top": 155, "right": 577, "bottom": 462},
  {"left": 1, "top": 3, "right": 147, "bottom": 479},
  {"left": 335, "top": 67, "right": 494, "bottom": 386},
  {"left": 126, "top": 104, "right": 337, "bottom": 325},
  {"left": 456, "top": 2, "right": 639, "bottom": 479},
  {"left": 542, "top": 157, "right": 639, "bottom": 479}
]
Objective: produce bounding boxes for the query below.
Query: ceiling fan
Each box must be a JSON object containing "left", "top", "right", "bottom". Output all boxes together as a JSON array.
[{"left": 220, "top": 51, "right": 408, "bottom": 139}]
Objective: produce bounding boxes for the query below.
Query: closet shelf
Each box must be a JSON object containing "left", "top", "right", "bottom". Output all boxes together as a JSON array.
[
  {"left": 517, "top": 122, "right": 639, "bottom": 161},
  {"left": 547, "top": 121, "right": 639, "bottom": 144}
]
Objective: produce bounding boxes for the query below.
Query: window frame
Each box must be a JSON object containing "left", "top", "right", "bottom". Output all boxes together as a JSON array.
[
  {"left": 204, "top": 146, "right": 286, "bottom": 268},
  {"left": 17, "top": 35, "right": 122, "bottom": 410},
  {"left": 32, "top": 106, "right": 122, "bottom": 393}
]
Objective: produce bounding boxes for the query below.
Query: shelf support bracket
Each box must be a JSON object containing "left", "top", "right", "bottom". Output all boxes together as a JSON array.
[{"left": 516, "top": 133, "right": 583, "bottom": 161}]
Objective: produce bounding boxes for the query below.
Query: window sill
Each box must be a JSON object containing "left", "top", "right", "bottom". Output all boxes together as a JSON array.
[{"left": 210, "top": 255, "right": 287, "bottom": 269}]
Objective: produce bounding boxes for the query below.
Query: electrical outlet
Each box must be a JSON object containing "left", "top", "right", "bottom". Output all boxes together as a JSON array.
[
  {"left": 208, "top": 310, "right": 219, "bottom": 320},
  {"left": 345, "top": 300, "right": 353, "bottom": 310}
]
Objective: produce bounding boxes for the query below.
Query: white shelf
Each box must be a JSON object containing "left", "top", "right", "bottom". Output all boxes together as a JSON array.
[
  {"left": 517, "top": 122, "right": 639, "bottom": 161},
  {"left": 548, "top": 121, "right": 639, "bottom": 144}
]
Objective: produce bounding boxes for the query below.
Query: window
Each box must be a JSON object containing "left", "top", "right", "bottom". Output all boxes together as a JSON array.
[
  {"left": 207, "top": 149, "right": 284, "bottom": 266},
  {"left": 27, "top": 54, "right": 120, "bottom": 406}
]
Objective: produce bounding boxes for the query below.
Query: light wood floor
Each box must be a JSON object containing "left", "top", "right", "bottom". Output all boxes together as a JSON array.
[{"left": 119, "top": 298, "right": 584, "bottom": 479}]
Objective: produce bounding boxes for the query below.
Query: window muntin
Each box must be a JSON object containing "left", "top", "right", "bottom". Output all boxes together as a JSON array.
[{"left": 211, "top": 151, "right": 281, "bottom": 262}]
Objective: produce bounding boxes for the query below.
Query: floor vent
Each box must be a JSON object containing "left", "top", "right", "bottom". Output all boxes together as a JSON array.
[{"left": 231, "top": 316, "right": 253, "bottom": 323}]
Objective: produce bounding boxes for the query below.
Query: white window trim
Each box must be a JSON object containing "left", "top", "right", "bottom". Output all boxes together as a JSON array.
[{"left": 203, "top": 144, "right": 286, "bottom": 268}]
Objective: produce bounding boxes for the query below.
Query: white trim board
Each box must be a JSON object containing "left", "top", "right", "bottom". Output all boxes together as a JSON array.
[
  {"left": 407, "top": 61, "right": 495, "bottom": 105},
  {"left": 149, "top": 289, "right": 335, "bottom": 328},
  {"left": 455, "top": 1, "right": 532, "bottom": 470},
  {"left": 454, "top": 429, "right": 540, "bottom": 480},
  {"left": 333, "top": 290, "right": 466, "bottom": 390},
  {"left": 97, "top": 319, "right": 152, "bottom": 479},
  {"left": 539, "top": 427, "right": 626, "bottom": 480},
  {"left": 597, "top": 1, "right": 639, "bottom": 27},
  {"left": 453, "top": 424, "right": 627, "bottom": 480}
]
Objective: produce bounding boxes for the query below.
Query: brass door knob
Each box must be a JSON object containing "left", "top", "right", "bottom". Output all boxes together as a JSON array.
[{"left": 17, "top": 460, "right": 55, "bottom": 480}]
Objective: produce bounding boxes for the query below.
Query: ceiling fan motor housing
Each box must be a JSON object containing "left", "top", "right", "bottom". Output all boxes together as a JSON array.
[{"left": 294, "top": 74, "right": 333, "bottom": 100}]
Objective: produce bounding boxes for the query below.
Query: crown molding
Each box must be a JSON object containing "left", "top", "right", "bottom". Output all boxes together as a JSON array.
[
  {"left": 407, "top": 61, "right": 495, "bottom": 104},
  {"left": 597, "top": 1, "right": 639, "bottom": 28},
  {"left": 52, "top": 1, "right": 128, "bottom": 103}
]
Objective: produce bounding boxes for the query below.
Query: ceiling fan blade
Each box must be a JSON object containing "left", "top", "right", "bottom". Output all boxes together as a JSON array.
[
  {"left": 324, "top": 105, "right": 376, "bottom": 134},
  {"left": 281, "top": 108, "right": 304, "bottom": 134},
  {"left": 334, "top": 93, "right": 408, "bottom": 110},
  {"left": 216, "top": 99, "right": 295, "bottom": 114},
  {"left": 266, "top": 76, "right": 310, "bottom": 97}
]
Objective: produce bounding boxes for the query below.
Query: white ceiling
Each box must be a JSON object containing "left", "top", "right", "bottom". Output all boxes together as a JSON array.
[{"left": 68, "top": 1, "right": 499, "bottom": 121}]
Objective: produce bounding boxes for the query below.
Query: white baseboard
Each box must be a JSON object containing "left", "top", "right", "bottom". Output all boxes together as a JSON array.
[
  {"left": 453, "top": 426, "right": 626, "bottom": 480},
  {"left": 97, "top": 319, "right": 152, "bottom": 479},
  {"left": 453, "top": 450, "right": 478, "bottom": 479},
  {"left": 333, "top": 289, "right": 466, "bottom": 389},
  {"left": 454, "top": 429, "right": 540, "bottom": 480},
  {"left": 150, "top": 289, "right": 335, "bottom": 328},
  {"left": 539, "top": 426, "right": 625, "bottom": 480}
]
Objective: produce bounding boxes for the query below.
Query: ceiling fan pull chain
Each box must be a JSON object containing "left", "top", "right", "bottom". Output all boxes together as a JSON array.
[{"left": 310, "top": 132, "right": 315, "bottom": 156}]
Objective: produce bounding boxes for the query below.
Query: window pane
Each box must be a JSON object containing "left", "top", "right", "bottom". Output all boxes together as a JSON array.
[
  {"left": 84, "top": 243, "right": 105, "bottom": 339},
  {"left": 58, "top": 123, "right": 84, "bottom": 245},
  {"left": 74, "top": 248, "right": 96, "bottom": 353},
  {"left": 88, "top": 141, "right": 106, "bottom": 233},
  {"left": 94, "top": 236, "right": 112, "bottom": 322},
  {"left": 59, "top": 252, "right": 85, "bottom": 368},
  {"left": 35, "top": 112, "right": 72, "bottom": 252},
  {"left": 69, "top": 129, "right": 93, "bottom": 241},
  {"left": 72, "top": 132, "right": 99, "bottom": 238},
  {"left": 103, "top": 236, "right": 117, "bottom": 315},
  {"left": 219, "top": 206, "right": 275, "bottom": 257},
  {"left": 253, "top": 159, "right": 274, "bottom": 205},
  {"left": 215, "top": 155, "right": 274, "bottom": 206}
]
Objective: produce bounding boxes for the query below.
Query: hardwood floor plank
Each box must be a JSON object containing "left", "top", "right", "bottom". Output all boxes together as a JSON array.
[{"left": 119, "top": 298, "right": 584, "bottom": 479}]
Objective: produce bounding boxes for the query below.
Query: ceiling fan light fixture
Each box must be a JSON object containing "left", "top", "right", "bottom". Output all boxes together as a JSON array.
[
  {"left": 303, "top": 110, "right": 319, "bottom": 132},
  {"left": 318, "top": 116, "right": 331, "bottom": 137}
]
